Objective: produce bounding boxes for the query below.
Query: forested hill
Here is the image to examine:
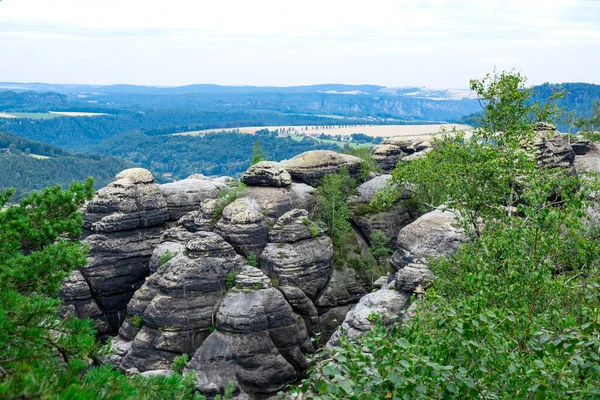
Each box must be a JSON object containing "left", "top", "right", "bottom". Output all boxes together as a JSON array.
[
  {"left": 0, "top": 110, "right": 356, "bottom": 150},
  {"left": 90, "top": 130, "right": 339, "bottom": 178},
  {"left": 457, "top": 82, "right": 600, "bottom": 130},
  {"left": 0, "top": 131, "right": 132, "bottom": 201}
]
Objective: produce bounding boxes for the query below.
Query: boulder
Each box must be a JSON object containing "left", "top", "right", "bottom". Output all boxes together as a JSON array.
[
  {"left": 281, "top": 150, "right": 361, "bottom": 186},
  {"left": 574, "top": 142, "right": 600, "bottom": 175},
  {"left": 373, "top": 139, "right": 432, "bottom": 172},
  {"left": 394, "top": 263, "right": 435, "bottom": 294},
  {"left": 318, "top": 305, "right": 353, "bottom": 344},
  {"left": 241, "top": 161, "right": 292, "bottom": 187},
  {"left": 83, "top": 168, "right": 168, "bottom": 233},
  {"left": 392, "top": 208, "right": 466, "bottom": 268},
  {"left": 175, "top": 199, "right": 218, "bottom": 233},
  {"left": 534, "top": 123, "right": 575, "bottom": 169},
  {"left": 327, "top": 287, "right": 411, "bottom": 347},
  {"left": 159, "top": 178, "right": 224, "bottom": 221},
  {"left": 244, "top": 183, "right": 316, "bottom": 220},
  {"left": 214, "top": 198, "right": 269, "bottom": 257},
  {"left": 188, "top": 266, "right": 312, "bottom": 397},
  {"left": 260, "top": 212, "right": 334, "bottom": 300}
]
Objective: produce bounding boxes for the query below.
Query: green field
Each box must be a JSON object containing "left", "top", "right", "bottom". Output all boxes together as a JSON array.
[{"left": 5, "top": 113, "right": 63, "bottom": 120}]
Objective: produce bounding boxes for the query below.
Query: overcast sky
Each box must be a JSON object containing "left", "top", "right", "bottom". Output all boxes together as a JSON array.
[{"left": 1, "top": 0, "right": 599, "bottom": 88}]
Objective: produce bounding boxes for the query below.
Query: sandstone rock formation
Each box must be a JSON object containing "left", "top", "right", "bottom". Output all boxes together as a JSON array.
[
  {"left": 241, "top": 161, "right": 292, "bottom": 187},
  {"left": 78, "top": 168, "right": 170, "bottom": 332},
  {"left": 281, "top": 150, "right": 361, "bottom": 186},
  {"left": 260, "top": 209, "right": 334, "bottom": 300},
  {"left": 534, "top": 122, "right": 576, "bottom": 169},
  {"left": 159, "top": 176, "right": 225, "bottom": 221},
  {"left": 373, "top": 138, "right": 432, "bottom": 172},
  {"left": 392, "top": 208, "right": 466, "bottom": 268},
  {"left": 244, "top": 183, "right": 316, "bottom": 220},
  {"left": 187, "top": 266, "right": 313, "bottom": 398},
  {"left": 214, "top": 197, "right": 269, "bottom": 257},
  {"left": 114, "top": 231, "right": 245, "bottom": 372}
]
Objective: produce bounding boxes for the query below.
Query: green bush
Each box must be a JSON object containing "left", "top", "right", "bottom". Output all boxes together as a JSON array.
[{"left": 290, "top": 71, "right": 600, "bottom": 399}]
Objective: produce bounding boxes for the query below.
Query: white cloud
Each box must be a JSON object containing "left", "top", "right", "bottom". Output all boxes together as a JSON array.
[{"left": 0, "top": 0, "right": 598, "bottom": 86}]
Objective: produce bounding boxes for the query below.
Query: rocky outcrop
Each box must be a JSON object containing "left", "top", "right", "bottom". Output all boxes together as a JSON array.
[
  {"left": 281, "top": 150, "right": 361, "bottom": 186},
  {"left": 534, "top": 123, "right": 576, "bottom": 169},
  {"left": 114, "top": 231, "right": 245, "bottom": 372},
  {"left": 187, "top": 266, "right": 313, "bottom": 398},
  {"left": 214, "top": 198, "right": 269, "bottom": 257},
  {"left": 327, "top": 285, "right": 411, "bottom": 347},
  {"left": 574, "top": 141, "right": 600, "bottom": 175},
  {"left": 159, "top": 176, "right": 225, "bottom": 221},
  {"left": 373, "top": 138, "right": 432, "bottom": 172},
  {"left": 58, "top": 270, "right": 109, "bottom": 334},
  {"left": 244, "top": 183, "right": 316, "bottom": 220},
  {"left": 349, "top": 175, "right": 417, "bottom": 249},
  {"left": 392, "top": 208, "right": 467, "bottom": 268},
  {"left": 260, "top": 210, "right": 334, "bottom": 300},
  {"left": 241, "top": 161, "right": 292, "bottom": 187}
]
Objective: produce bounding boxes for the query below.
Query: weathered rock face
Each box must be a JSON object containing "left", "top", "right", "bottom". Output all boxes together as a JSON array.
[
  {"left": 260, "top": 210, "right": 334, "bottom": 300},
  {"left": 574, "top": 141, "right": 600, "bottom": 175},
  {"left": 114, "top": 231, "right": 245, "bottom": 372},
  {"left": 159, "top": 177, "right": 225, "bottom": 221},
  {"left": 534, "top": 123, "right": 576, "bottom": 169},
  {"left": 316, "top": 266, "right": 366, "bottom": 309},
  {"left": 187, "top": 266, "right": 313, "bottom": 398},
  {"left": 395, "top": 263, "right": 435, "bottom": 294},
  {"left": 349, "top": 175, "right": 418, "bottom": 249},
  {"left": 241, "top": 161, "right": 292, "bottom": 187},
  {"left": 327, "top": 286, "right": 411, "bottom": 347},
  {"left": 373, "top": 138, "right": 432, "bottom": 172},
  {"left": 392, "top": 208, "right": 467, "bottom": 268},
  {"left": 82, "top": 227, "right": 165, "bottom": 330},
  {"left": 281, "top": 150, "right": 361, "bottom": 186},
  {"left": 244, "top": 183, "right": 316, "bottom": 220},
  {"left": 175, "top": 199, "right": 218, "bottom": 233},
  {"left": 214, "top": 197, "right": 269, "bottom": 258},
  {"left": 83, "top": 168, "right": 169, "bottom": 233},
  {"left": 59, "top": 270, "right": 109, "bottom": 334}
]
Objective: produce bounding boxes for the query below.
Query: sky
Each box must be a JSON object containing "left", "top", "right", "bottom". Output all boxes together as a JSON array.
[{"left": 0, "top": 0, "right": 599, "bottom": 88}]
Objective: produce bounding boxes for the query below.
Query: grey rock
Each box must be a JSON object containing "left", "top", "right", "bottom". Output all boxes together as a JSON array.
[
  {"left": 327, "top": 288, "right": 411, "bottom": 347},
  {"left": 214, "top": 198, "right": 269, "bottom": 257},
  {"left": 575, "top": 142, "right": 600, "bottom": 175},
  {"left": 159, "top": 178, "right": 224, "bottom": 221},
  {"left": 373, "top": 139, "right": 432, "bottom": 172},
  {"left": 244, "top": 183, "right": 316, "bottom": 220},
  {"left": 373, "top": 274, "right": 389, "bottom": 289},
  {"left": 279, "top": 285, "right": 320, "bottom": 337},
  {"left": 260, "top": 235, "right": 334, "bottom": 300},
  {"left": 241, "top": 161, "right": 292, "bottom": 187},
  {"left": 58, "top": 270, "right": 109, "bottom": 334},
  {"left": 188, "top": 266, "right": 312, "bottom": 397},
  {"left": 372, "top": 144, "right": 404, "bottom": 172},
  {"left": 176, "top": 199, "right": 218, "bottom": 232},
  {"left": 281, "top": 150, "right": 362, "bottom": 186},
  {"left": 534, "top": 123, "right": 575, "bottom": 169},
  {"left": 81, "top": 226, "right": 165, "bottom": 330},
  {"left": 83, "top": 169, "right": 168, "bottom": 233},
  {"left": 571, "top": 137, "right": 594, "bottom": 155},
  {"left": 316, "top": 266, "right": 366, "bottom": 308},
  {"left": 393, "top": 209, "right": 466, "bottom": 267},
  {"left": 116, "top": 232, "right": 244, "bottom": 372},
  {"left": 319, "top": 305, "right": 353, "bottom": 344},
  {"left": 268, "top": 209, "right": 323, "bottom": 243},
  {"left": 395, "top": 263, "right": 435, "bottom": 294}
]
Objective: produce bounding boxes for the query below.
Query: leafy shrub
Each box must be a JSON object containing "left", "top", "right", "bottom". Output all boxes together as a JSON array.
[
  {"left": 226, "top": 270, "right": 237, "bottom": 291},
  {"left": 290, "top": 71, "right": 600, "bottom": 399},
  {"left": 213, "top": 181, "right": 246, "bottom": 218}
]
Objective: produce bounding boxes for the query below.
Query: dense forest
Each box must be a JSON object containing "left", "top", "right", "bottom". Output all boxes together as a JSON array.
[
  {"left": 0, "top": 109, "right": 358, "bottom": 150},
  {"left": 91, "top": 130, "right": 338, "bottom": 177},
  {"left": 0, "top": 131, "right": 131, "bottom": 200}
]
